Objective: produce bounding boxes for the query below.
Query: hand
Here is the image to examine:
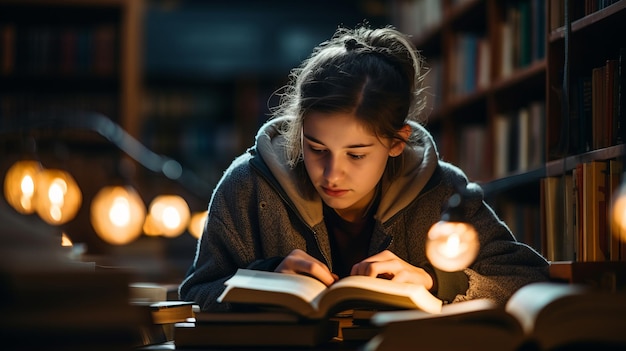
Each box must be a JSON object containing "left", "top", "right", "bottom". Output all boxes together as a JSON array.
[
  {"left": 275, "top": 249, "right": 338, "bottom": 286},
  {"left": 351, "top": 250, "right": 433, "bottom": 290}
]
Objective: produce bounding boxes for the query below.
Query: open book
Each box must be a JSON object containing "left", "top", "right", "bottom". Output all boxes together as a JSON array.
[
  {"left": 217, "top": 269, "right": 442, "bottom": 319},
  {"left": 363, "top": 282, "right": 626, "bottom": 351}
]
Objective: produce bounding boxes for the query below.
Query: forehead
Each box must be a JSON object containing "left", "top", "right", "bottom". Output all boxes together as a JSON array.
[
  {"left": 302, "top": 111, "right": 383, "bottom": 146},
  {"left": 303, "top": 111, "right": 374, "bottom": 134}
]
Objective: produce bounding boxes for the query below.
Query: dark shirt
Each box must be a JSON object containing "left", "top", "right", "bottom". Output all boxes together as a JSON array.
[{"left": 323, "top": 192, "right": 379, "bottom": 278}]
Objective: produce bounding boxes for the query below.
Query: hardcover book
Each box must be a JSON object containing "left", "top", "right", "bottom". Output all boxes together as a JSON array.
[
  {"left": 217, "top": 268, "right": 442, "bottom": 319},
  {"left": 363, "top": 282, "right": 626, "bottom": 351}
]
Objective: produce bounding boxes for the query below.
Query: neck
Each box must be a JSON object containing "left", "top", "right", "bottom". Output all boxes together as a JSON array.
[{"left": 333, "top": 184, "right": 380, "bottom": 223}]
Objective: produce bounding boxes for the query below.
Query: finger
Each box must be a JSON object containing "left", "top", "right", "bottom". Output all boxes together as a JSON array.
[
  {"left": 280, "top": 251, "right": 336, "bottom": 286},
  {"left": 305, "top": 263, "right": 337, "bottom": 286},
  {"left": 389, "top": 270, "right": 412, "bottom": 284},
  {"left": 391, "top": 269, "right": 433, "bottom": 289},
  {"left": 351, "top": 260, "right": 381, "bottom": 277},
  {"left": 352, "top": 259, "right": 403, "bottom": 277}
]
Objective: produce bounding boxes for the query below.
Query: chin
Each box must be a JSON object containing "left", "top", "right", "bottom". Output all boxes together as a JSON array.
[{"left": 320, "top": 196, "right": 352, "bottom": 210}]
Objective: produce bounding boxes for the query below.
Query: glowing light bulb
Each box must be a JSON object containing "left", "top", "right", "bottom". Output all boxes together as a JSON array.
[
  {"left": 35, "top": 169, "right": 81, "bottom": 225},
  {"left": 611, "top": 183, "right": 626, "bottom": 244},
  {"left": 109, "top": 196, "right": 131, "bottom": 226},
  {"left": 188, "top": 211, "right": 208, "bottom": 239},
  {"left": 142, "top": 213, "right": 161, "bottom": 236},
  {"left": 3, "top": 160, "right": 43, "bottom": 214},
  {"left": 91, "top": 185, "right": 146, "bottom": 245},
  {"left": 61, "top": 232, "right": 73, "bottom": 247},
  {"left": 426, "top": 220, "right": 479, "bottom": 272},
  {"left": 162, "top": 205, "right": 181, "bottom": 230},
  {"left": 147, "top": 195, "right": 190, "bottom": 237}
]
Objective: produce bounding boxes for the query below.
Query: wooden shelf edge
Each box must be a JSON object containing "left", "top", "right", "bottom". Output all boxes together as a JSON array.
[
  {"left": 480, "top": 166, "right": 545, "bottom": 196},
  {"left": 546, "top": 145, "right": 625, "bottom": 176},
  {"left": 549, "top": 0, "right": 626, "bottom": 41}
]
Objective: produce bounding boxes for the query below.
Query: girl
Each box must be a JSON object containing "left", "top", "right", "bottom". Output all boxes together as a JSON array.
[{"left": 179, "top": 25, "right": 549, "bottom": 311}]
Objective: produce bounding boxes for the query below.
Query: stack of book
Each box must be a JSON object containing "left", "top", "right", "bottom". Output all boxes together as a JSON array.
[
  {"left": 129, "top": 283, "right": 196, "bottom": 347},
  {"left": 174, "top": 268, "right": 443, "bottom": 348}
]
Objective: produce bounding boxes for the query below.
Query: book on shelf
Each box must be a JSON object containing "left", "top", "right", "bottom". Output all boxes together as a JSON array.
[
  {"left": 609, "top": 159, "right": 624, "bottom": 261},
  {"left": 362, "top": 281, "right": 626, "bottom": 351},
  {"left": 543, "top": 175, "right": 576, "bottom": 262},
  {"left": 618, "top": 47, "right": 626, "bottom": 144},
  {"left": 216, "top": 268, "right": 443, "bottom": 320},
  {"left": 174, "top": 318, "right": 340, "bottom": 348},
  {"left": 582, "top": 160, "right": 610, "bottom": 261},
  {"left": 494, "top": 111, "right": 513, "bottom": 177}
]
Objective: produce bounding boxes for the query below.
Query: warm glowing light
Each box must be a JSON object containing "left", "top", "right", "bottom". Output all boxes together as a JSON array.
[
  {"left": 163, "top": 205, "right": 181, "bottom": 229},
  {"left": 3, "top": 160, "right": 43, "bottom": 214},
  {"left": 426, "top": 221, "right": 479, "bottom": 272},
  {"left": 61, "top": 233, "right": 73, "bottom": 246},
  {"left": 611, "top": 184, "right": 626, "bottom": 243},
  {"left": 91, "top": 185, "right": 146, "bottom": 245},
  {"left": 147, "top": 195, "right": 190, "bottom": 237},
  {"left": 142, "top": 213, "right": 161, "bottom": 236},
  {"left": 188, "top": 211, "right": 208, "bottom": 238},
  {"left": 35, "top": 169, "right": 81, "bottom": 225}
]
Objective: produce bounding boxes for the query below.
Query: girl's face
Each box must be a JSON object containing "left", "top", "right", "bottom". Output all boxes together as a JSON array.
[{"left": 302, "top": 111, "right": 406, "bottom": 222}]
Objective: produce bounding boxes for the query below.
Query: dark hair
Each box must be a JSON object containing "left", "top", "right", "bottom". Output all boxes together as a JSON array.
[{"left": 273, "top": 25, "right": 428, "bottom": 167}]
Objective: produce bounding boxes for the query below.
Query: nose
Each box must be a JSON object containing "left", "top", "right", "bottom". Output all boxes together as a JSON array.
[{"left": 323, "top": 155, "right": 344, "bottom": 185}]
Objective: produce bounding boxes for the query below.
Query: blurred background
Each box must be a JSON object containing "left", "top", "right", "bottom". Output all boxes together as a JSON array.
[{"left": 0, "top": 0, "right": 392, "bottom": 285}]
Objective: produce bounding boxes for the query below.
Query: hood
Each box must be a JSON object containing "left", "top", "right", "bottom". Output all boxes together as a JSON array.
[{"left": 254, "top": 116, "right": 439, "bottom": 226}]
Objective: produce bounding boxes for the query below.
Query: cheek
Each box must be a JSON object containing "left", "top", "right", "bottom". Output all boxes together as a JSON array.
[
  {"left": 362, "top": 155, "right": 389, "bottom": 182},
  {"left": 302, "top": 151, "right": 321, "bottom": 176}
]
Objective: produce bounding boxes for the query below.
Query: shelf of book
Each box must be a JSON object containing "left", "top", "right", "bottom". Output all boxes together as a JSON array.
[
  {"left": 0, "top": 0, "right": 143, "bottom": 140},
  {"left": 392, "top": 0, "right": 626, "bottom": 265},
  {"left": 542, "top": 0, "right": 626, "bottom": 264},
  {"left": 391, "top": 0, "right": 547, "bottom": 255}
]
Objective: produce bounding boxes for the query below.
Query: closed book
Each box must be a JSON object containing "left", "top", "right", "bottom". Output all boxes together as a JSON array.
[
  {"left": 149, "top": 301, "right": 195, "bottom": 324},
  {"left": 364, "top": 282, "right": 626, "bottom": 351},
  {"left": 174, "top": 319, "right": 339, "bottom": 348},
  {"left": 193, "top": 310, "right": 301, "bottom": 324}
]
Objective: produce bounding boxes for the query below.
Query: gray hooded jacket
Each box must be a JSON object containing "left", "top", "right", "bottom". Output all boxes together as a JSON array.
[{"left": 179, "top": 117, "right": 549, "bottom": 311}]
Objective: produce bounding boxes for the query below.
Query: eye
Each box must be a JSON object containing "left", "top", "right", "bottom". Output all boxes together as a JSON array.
[
  {"left": 348, "top": 153, "right": 365, "bottom": 160},
  {"left": 307, "top": 144, "right": 326, "bottom": 154}
]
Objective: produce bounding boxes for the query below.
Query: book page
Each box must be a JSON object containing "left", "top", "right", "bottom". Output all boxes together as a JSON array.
[
  {"left": 505, "top": 282, "right": 587, "bottom": 335},
  {"left": 313, "top": 275, "right": 443, "bottom": 317},
  {"left": 217, "top": 269, "right": 329, "bottom": 316},
  {"left": 220, "top": 269, "right": 327, "bottom": 300},
  {"left": 218, "top": 269, "right": 443, "bottom": 319}
]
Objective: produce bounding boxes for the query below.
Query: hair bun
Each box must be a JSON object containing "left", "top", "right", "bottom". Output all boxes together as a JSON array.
[{"left": 344, "top": 38, "right": 362, "bottom": 51}]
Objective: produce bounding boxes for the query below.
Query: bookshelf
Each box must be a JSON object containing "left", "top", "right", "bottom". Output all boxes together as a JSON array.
[
  {"left": 392, "top": 0, "right": 626, "bottom": 275},
  {"left": 542, "top": 0, "right": 626, "bottom": 266},
  {"left": 0, "top": 0, "right": 143, "bottom": 140},
  {"left": 391, "top": 0, "right": 547, "bottom": 252}
]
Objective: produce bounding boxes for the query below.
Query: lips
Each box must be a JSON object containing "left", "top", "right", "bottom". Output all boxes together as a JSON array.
[{"left": 322, "top": 187, "right": 348, "bottom": 197}]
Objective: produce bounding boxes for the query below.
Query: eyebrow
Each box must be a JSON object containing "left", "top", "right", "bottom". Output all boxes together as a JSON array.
[{"left": 303, "top": 134, "right": 375, "bottom": 149}]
